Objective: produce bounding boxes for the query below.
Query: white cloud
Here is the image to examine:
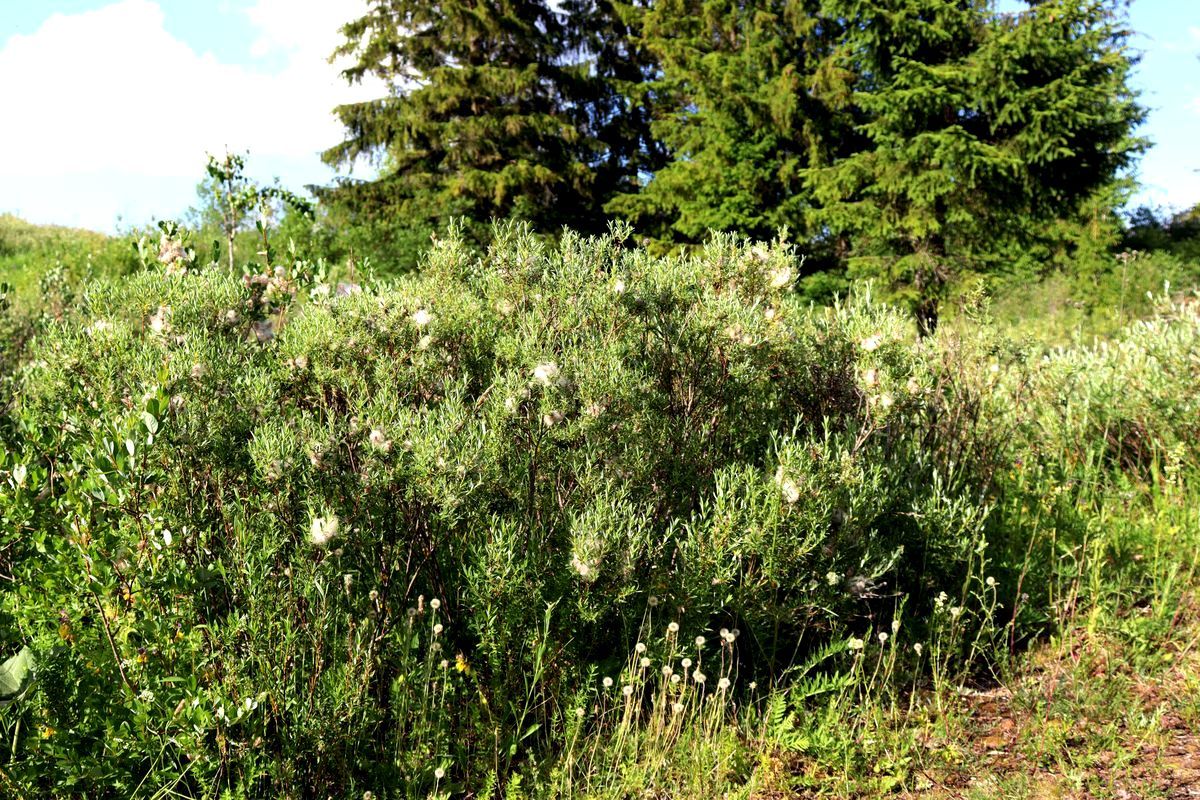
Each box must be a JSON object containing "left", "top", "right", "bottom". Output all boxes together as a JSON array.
[
  {"left": 0, "top": 0, "right": 381, "bottom": 227},
  {"left": 245, "top": 0, "right": 358, "bottom": 62}
]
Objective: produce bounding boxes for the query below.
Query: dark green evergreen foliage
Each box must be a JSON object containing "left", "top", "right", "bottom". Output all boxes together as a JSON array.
[
  {"left": 807, "top": 0, "right": 987, "bottom": 333},
  {"left": 808, "top": 0, "right": 1144, "bottom": 333},
  {"left": 609, "top": 0, "right": 857, "bottom": 257},
  {"left": 980, "top": 1, "right": 1141, "bottom": 219},
  {"left": 320, "top": 0, "right": 632, "bottom": 270},
  {"left": 563, "top": 0, "right": 668, "bottom": 204},
  {"left": 1124, "top": 204, "right": 1200, "bottom": 263},
  {"left": 318, "top": 0, "right": 1145, "bottom": 314}
]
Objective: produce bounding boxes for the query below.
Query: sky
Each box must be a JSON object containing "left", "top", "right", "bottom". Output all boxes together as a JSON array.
[
  {"left": 0, "top": 0, "right": 380, "bottom": 231},
  {"left": 0, "top": 0, "right": 1197, "bottom": 233}
]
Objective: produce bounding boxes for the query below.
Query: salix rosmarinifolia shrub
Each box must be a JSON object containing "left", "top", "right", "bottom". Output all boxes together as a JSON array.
[{"left": 2, "top": 222, "right": 1010, "bottom": 794}]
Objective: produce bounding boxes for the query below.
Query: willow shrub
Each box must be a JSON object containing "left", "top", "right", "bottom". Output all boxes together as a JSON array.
[{"left": 1, "top": 223, "right": 1039, "bottom": 795}]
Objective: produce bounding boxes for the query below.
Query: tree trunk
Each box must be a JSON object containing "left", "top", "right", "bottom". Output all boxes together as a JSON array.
[
  {"left": 914, "top": 235, "right": 946, "bottom": 338},
  {"left": 915, "top": 295, "right": 939, "bottom": 338}
]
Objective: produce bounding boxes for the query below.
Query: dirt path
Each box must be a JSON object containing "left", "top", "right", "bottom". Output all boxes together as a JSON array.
[{"left": 906, "top": 630, "right": 1200, "bottom": 799}]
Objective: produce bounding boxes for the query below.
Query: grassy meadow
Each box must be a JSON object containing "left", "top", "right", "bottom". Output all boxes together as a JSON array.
[{"left": 1, "top": 216, "right": 1199, "bottom": 799}]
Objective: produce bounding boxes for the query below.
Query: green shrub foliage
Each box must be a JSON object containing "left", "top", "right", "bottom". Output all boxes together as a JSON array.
[{"left": 2, "top": 225, "right": 1198, "bottom": 796}]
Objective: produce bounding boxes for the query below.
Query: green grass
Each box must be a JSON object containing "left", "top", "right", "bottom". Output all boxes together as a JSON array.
[
  {"left": 0, "top": 213, "right": 136, "bottom": 294},
  {"left": 955, "top": 249, "right": 1200, "bottom": 347}
]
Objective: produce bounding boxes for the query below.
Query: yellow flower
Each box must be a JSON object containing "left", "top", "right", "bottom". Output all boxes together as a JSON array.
[{"left": 455, "top": 653, "right": 472, "bottom": 675}]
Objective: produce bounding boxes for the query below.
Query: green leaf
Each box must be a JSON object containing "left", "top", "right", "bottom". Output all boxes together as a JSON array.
[{"left": 0, "top": 646, "right": 35, "bottom": 706}]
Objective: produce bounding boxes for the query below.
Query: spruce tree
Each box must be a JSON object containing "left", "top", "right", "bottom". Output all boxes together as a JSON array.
[
  {"left": 807, "top": 0, "right": 1143, "bottom": 334},
  {"left": 563, "top": 0, "right": 668, "bottom": 206},
  {"left": 320, "top": 0, "right": 599, "bottom": 269},
  {"left": 610, "top": 0, "right": 857, "bottom": 255}
]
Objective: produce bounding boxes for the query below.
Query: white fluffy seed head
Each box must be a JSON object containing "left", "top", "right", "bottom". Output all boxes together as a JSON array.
[
  {"left": 532, "top": 361, "right": 560, "bottom": 386},
  {"left": 368, "top": 428, "right": 391, "bottom": 452},
  {"left": 308, "top": 513, "right": 339, "bottom": 547}
]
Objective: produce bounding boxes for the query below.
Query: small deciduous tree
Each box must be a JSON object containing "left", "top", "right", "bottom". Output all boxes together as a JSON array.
[{"left": 192, "top": 152, "right": 313, "bottom": 269}]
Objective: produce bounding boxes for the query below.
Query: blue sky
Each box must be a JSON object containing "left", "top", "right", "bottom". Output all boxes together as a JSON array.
[
  {"left": 0, "top": 0, "right": 378, "bottom": 231},
  {"left": 1112, "top": 0, "right": 1200, "bottom": 212},
  {"left": 1, "top": 0, "right": 1197, "bottom": 233},
  {"left": 994, "top": 0, "right": 1200, "bottom": 215}
]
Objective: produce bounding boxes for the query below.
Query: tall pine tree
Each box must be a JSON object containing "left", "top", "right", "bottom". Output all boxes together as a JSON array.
[
  {"left": 562, "top": 0, "right": 668, "bottom": 206},
  {"left": 807, "top": 0, "right": 1143, "bottom": 333},
  {"left": 610, "top": 0, "right": 858, "bottom": 256},
  {"left": 320, "top": 0, "right": 601, "bottom": 268}
]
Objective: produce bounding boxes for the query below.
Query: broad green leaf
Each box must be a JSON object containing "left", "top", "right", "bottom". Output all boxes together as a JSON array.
[{"left": 0, "top": 646, "right": 34, "bottom": 706}]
